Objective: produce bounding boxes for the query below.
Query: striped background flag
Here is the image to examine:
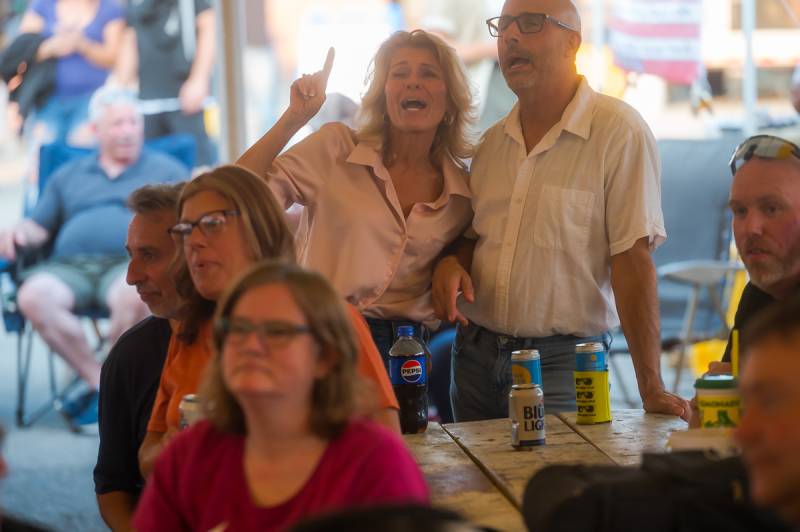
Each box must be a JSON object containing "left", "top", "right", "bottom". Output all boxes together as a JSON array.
[{"left": 609, "top": 0, "right": 703, "bottom": 84}]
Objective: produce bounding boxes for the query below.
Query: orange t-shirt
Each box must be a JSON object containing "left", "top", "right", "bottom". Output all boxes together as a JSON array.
[{"left": 147, "top": 304, "right": 398, "bottom": 433}]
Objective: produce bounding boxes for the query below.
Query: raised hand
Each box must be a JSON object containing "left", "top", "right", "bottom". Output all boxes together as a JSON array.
[{"left": 286, "top": 47, "right": 335, "bottom": 127}]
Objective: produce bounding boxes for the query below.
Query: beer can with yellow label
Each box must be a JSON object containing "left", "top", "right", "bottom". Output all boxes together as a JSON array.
[{"left": 574, "top": 371, "right": 612, "bottom": 424}]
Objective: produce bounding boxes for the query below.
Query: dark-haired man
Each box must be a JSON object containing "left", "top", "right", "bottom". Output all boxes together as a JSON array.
[{"left": 94, "top": 182, "right": 184, "bottom": 531}]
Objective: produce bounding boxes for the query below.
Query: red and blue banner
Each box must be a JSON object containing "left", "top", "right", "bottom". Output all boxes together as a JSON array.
[{"left": 610, "top": 0, "right": 703, "bottom": 84}]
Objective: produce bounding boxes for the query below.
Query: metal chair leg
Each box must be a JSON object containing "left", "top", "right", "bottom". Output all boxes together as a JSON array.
[
  {"left": 16, "top": 323, "right": 59, "bottom": 428},
  {"left": 15, "top": 322, "right": 33, "bottom": 426},
  {"left": 16, "top": 322, "right": 82, "bottom": 429},
  {"left": 673, "top": 284, "right": 700, "bottom": 394},
  {"left": 707, "top": 285, "right": 730, "bottom": 334}
]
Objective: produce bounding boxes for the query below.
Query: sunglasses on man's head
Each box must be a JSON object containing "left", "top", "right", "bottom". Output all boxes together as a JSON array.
[{"left": 729, "top": 135, "right": 800, "bottom": 175}]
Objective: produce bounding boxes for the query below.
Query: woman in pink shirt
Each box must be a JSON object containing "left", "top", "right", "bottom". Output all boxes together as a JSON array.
[
  {"left": 133, "top": 260, "right": 428, "bottom": 531},
  {"left": 237, "top": 30, "right": 474, "bottom": 366}
]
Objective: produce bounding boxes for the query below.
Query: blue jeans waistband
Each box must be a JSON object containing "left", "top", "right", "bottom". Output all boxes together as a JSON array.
[{"left": 466, "top": 322, "right": 611, "bottom": 352}]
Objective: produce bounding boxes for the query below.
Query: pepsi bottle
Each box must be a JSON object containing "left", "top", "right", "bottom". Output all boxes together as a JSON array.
[{"left": 389, "top": 325, "right": 428, "bottom": 434}]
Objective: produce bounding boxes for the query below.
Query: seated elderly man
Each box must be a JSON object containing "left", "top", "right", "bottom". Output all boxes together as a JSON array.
[{"left": 0, "top": 87, "right": 187, "bottom": 425}]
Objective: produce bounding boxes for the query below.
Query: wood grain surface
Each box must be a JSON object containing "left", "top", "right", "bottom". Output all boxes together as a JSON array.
[
  {"left": 405, "top": 422, "right": 526, "bottom": 531},
  {"left": 557, "top": 409, "right": 687, "bottom": 465}
]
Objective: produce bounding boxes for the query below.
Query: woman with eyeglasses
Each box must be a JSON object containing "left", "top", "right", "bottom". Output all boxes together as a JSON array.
[
  {"left": 237, "top": 30, "right": 474, "bottom": 367},
  {"left": 133, "top": 261, "right": 428, "bottom": 531},
  {"left": 137, "top": 166, "right": 400, "bottom": 479}
]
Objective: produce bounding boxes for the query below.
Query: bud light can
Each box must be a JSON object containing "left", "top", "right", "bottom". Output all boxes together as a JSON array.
[
  {"left": 509, "top": 384, "right": 545, "bottom": 447},
  {"left": 575, "top": 342, "right": 607, "bottom": 372},
  {"left": 511, "top": 349, "right": 542, "bottom": 386},
  {"left": 179, "top": 394, "right": 202, "bottom": 430}
]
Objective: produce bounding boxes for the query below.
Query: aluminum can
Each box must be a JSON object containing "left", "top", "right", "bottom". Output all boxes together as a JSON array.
[
  {"left": 694, "top": 375, "right": 740, "bottom": 428},
  {"left": 574, "top": 371, "right": 612, "bottom": 424},
  {"left": 575, "top": 342, "right": 607, "bottom": 372},
  {"left": 511, "top": 349, "right": 542, "bottom": 386},
  {"left": 179, "top": 394, "right": 203, "bottom": 430},
  {"left": 509, "top": 383, "right": 546, "bottom": 447}
]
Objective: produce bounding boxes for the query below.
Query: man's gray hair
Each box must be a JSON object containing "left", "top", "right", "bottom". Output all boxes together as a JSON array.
[
  {"left": 127, "top": 182, "right": 186, "bottom": 215},
  {"left": 89, "top": 86, "right": 141, "bottom": 123}
]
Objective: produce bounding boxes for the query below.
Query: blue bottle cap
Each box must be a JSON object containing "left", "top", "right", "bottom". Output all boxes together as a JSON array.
[{"left": 396, "top": 325, "right": 415, "bottom": 338}]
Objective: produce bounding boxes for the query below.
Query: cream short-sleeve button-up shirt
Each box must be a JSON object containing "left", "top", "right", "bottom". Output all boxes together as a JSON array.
[{"left": 461, "top": 77, "right": 666, "bottom": 338}]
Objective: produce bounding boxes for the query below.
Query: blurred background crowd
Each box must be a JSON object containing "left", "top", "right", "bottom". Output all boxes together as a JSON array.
[{"left": 1, "top": 0, "right": 799, "bottom": 191}]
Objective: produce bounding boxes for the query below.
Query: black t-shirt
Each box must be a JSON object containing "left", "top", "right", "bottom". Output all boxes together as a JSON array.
[
  {"left": 94, "top": 316, "right": 171, "bottom": 495},
  {"left": 721, "top": 282, "right": 776, "bottom": 363},
  {"left": 125, "top": 0, "right": 212, "bottom": 99}
]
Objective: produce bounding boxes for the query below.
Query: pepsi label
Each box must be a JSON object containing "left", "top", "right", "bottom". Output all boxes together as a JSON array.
[{"left": 390, "top": 355, "right": 427, "bottom": 386}]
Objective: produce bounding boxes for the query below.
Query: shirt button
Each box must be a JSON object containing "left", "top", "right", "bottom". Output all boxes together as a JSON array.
[{"left": 515, "top": 198, "right": 523, "bottom": 205}]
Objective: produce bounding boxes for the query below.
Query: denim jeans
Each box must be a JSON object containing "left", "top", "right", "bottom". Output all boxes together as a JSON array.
[{"left": 450, "top": 322, "right": 612, "bottom": 421}]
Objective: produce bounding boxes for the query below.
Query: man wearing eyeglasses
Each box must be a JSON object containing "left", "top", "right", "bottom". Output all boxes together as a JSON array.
[{"left": 433, "top": 0, "right": 689, "bottom": 421}]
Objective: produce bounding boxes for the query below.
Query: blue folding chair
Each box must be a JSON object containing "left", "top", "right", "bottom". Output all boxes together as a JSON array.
[{"left": 1, "top": 134, "right": 195, "bottom": 428}]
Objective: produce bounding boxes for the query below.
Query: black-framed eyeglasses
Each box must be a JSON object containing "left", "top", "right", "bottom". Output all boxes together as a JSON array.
[
  {"left": 217, "top": 318, "right": 311, "bottom": 350},
  {"left": 168, "top": 209, "right": 240, "bottom": 240},
  {"left": 486, "top": 13, "right": 578, "bottom": 37},
  {"left": 729, "top": 135, "right": 800, "bottom": 175}
]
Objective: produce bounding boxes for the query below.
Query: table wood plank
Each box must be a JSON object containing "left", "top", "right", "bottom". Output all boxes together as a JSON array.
[
  {"left": 557, "top": 409, "right": 687, "bottom": 466},
  {"left": 442, "top": 415, "right": 614, "bottom": 508},
  {"left": 405, "top": 422, "right": 526, "bottom": 532}
]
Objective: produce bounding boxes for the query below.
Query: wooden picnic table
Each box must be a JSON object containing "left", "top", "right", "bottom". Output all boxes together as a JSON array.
[
  {"left": 442, "top": 415, "right": 614, "bottom": 509},
  {"left": 404, "top": 409, "right": 686, "bottom": 531},
  {"left": 556, "top": 409, "right": 687, "bottom": 465},
  {"left": 404, "top": 422, "right": 526, "bottom": 531}
]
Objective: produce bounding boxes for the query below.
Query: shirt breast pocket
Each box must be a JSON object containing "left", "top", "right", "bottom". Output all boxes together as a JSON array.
[{"left": 533, "top": 185, "right": 595, "bottom": 252}]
